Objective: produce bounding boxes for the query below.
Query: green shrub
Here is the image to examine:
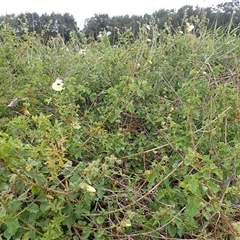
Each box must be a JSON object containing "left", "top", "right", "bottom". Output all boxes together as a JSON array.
[{"left": 1, "top": 20, "right": 240, "bottom": 239}]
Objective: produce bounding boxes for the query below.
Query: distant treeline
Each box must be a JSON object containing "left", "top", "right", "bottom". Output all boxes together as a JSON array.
[{"left": 1, "top": 0, "right": 240, "bottom": 43}]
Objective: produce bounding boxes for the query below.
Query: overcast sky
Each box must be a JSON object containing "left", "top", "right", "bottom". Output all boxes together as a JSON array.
[{"left": 1, "top": 0, "right": 225, "bottom": 29}]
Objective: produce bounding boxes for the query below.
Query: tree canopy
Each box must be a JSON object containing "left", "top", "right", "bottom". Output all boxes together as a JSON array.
[
  {"left": 0, "top": 12, "right": 78, "bottom": 42},
  {"left": 1, "top": 0, "right": 240, "bottom": 43}
]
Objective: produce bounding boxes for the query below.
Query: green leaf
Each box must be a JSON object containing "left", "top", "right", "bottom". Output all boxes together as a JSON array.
[
  {"left": 156, "top": 190, "right": 165, "bottom": 200},
  {"left": 35, "top": 174, "right": 47, "bottom": 185},
  {"left": 147, "top": 171, "right": 158, "bottom": 183},
  {"left": 126, "top": 101, "right": 135, "bottom": 113},
  {"left": 207, "top": 181, "right": 219, "bottom": 193},
  {"left": 62, "top": 213, "right": 76, "bottom": 229},
  {"left": 96, "top": 216, "right": 105, "bottom": 224},
  {"left": 175, "top": 219, "right": 184, "bottom": 237},
  {"left": 202, "top": 210, "right": 211, "bottom": 220},
  {"left": 213, "top": 168, "right": 223, "bottom": 180},
  {"left": 94, "top": 229, "right": 105, "bottom": 239},
  {"left": 27, "top": 203, "right": 39, "bottom": 213},
  {"left": 82, "top": 226, "right": 92, "bottom": 240},
  {"left": 168, "top": 224, "right": 177, "bottom": 237},
  {"left": 5, "top": 217, "right": 19, "bottom": 236},
  {"left": 150, "top": 202, "right": 159, "bottom": 212},
  {"left": 31, "top": 185, "right": 42, "bottom": 194},
  {"left": 108, "top": 108, "right": 122, "bottom": 123},
  {"left": 40, "top": 202, "right": 51, "bottom": 213},
  {"left": 188, "top": 178, "right": 200, "bottom": 195},
  {"left": 8, "top": 201, "right": 21, "bottom": 212},
  {"left": 185, "top": 197, "right": 201, "bottom": 218}
]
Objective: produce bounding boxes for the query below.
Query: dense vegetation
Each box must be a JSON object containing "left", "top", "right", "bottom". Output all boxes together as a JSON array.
[{"left": 1, "top": 8, "right": 240, "bottom": 240}]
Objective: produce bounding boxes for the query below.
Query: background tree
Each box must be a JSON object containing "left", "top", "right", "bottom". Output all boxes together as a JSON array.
[
  {"left": 1, "top": 1, "right": 240, "bottom": 43},
  {"left": 82, "top": 0, "right": 240, "bottom": 41},
  {"left": 0, "top": 12, "right": 79, "bottom": 42},
  {"left": 83, "top": 14, "right": 111, "bottom": 40},
  {"left": 211, "top": 0, "right": 240, "bottom": 30}
]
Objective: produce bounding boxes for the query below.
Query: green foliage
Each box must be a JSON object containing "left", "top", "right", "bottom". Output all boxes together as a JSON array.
[
  {"left": 1, "top": 17, "right": 240, "bottom": 240},
  {"left": 0, "top": 12, "right": 79, "bottom": 42},
  {"left": 2, "top": 1, "right": 240, "bottom": 46},
  {"left": 83, "top": 1, "right": 240, "bottom": 43}
]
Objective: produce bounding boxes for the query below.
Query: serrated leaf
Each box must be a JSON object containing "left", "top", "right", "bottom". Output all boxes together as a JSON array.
[
  {"left": 5, "top": 217, "right": 19, "bottom": 235},
  {"left": 96, "top": 216, "right": 105, "bottom": 224},
  {"left": 40, "top": 202, "right": 51, "bottom": 212},
  {"left": 82, "top": 226, "right": 92, "bottom": 240},
  {"left": 185, "top": 197, "right": 201, "bottom": 218},
  {"left": 31, "top": 185, "right": 41, "bottom": 194},
  {"left": 27, "top": 203, "right": 39, "bottom": 213},
  {"left": 35, "top": 174, "right": 46, "bottom": 185},
  {"left": 188, "top": 178, "right": 199, "bottom": 195},
  {"left": 8, "top": 201, "right": 21, "bottom": 212}
]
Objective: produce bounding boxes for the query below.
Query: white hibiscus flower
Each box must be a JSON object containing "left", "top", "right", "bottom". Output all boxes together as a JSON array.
[{"left": 52, "top": 78, "right": 64, "bottom": 91}]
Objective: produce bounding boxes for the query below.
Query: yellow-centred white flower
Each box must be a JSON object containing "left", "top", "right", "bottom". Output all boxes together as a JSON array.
[
  {"left": 79, "top": 49, "right": 87, "bottom": 55},
  {"left": 52, "top": 78, "right": 64, "bottom": 91}
]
